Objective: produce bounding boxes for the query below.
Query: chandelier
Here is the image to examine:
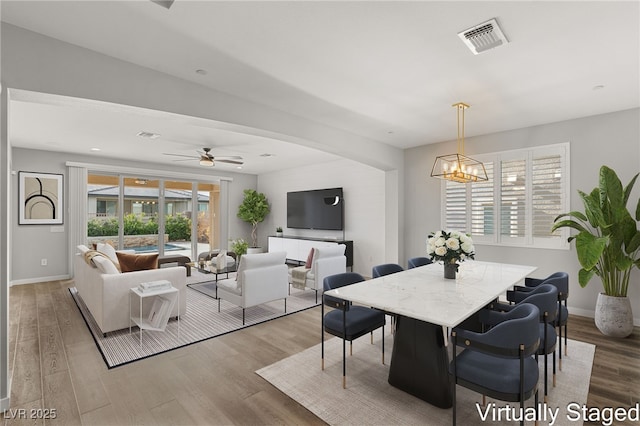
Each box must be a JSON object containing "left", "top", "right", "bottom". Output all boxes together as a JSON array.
[{"left": 431, "top": 102, "right": 488, "bottom": 183}]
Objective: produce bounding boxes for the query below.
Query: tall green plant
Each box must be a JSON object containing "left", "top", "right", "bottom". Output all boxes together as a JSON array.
[
  {"left": 551, "top": 166, "right": 640, "bottom": 296},
  {"left": 237, "top": 189, "right": 270, "bottom": 247}
]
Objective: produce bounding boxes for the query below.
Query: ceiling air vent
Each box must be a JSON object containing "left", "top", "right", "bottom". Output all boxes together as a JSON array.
[{"left": 458, "top": 18, "right": 509, "bottom": 55}]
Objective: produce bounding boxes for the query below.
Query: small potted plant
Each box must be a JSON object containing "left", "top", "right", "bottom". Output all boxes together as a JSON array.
[
  {"left": 276, "top": 226, "right": 283, "bottom": 237},
  {"left": 229, "top": 238, "right": 249, "bottom": 259}
]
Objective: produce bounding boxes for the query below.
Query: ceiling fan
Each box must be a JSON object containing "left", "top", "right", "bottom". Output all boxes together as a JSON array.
[{"left": 163, "top": 148, "right": 244, "bottom": 167}]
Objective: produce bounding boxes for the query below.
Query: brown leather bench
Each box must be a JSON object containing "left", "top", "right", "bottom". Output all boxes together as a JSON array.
[{"left": 157, "top": 254, "right": 192, "bottom": 276}]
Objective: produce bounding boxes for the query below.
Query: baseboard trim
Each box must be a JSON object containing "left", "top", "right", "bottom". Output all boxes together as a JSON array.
[
  {"left": 0, "top": 392, "right": 11, "bottom": 413},
  {"left": 570, "top": 306, "right": 640, "bottom": 327},
  {"left": 10, "top": 274, "right": 71, "bottom": 286}
]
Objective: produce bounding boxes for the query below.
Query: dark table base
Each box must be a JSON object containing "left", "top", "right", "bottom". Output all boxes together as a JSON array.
[{"left": 388, "top": 315, "right": 453, "bottom": 408}]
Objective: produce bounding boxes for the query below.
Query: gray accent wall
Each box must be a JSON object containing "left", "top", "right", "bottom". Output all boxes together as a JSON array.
[{"left": 404, "top": 108, "right": 640, "bottom": 323}]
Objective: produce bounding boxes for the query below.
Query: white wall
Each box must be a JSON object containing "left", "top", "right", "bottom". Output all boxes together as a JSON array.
[
  {"left": 10, "top": 148, "right": 256, "bottom": 284},
  {"left": 258, "top": 159, "right": 386, "bottom": 277},
  {"left": 405, "top": 108, "right": 640, "bottom": 323}
]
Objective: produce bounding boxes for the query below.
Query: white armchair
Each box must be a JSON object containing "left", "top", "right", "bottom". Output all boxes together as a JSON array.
[
  {"left": 216, "top": 251, "right": 289, "bottom": 324},
  {"left": 289, "top": 244, "right": 347, "bottom": 302}
]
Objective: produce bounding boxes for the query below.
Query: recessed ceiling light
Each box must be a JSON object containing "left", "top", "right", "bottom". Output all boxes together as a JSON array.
[
  {"left": 90, "top": 147, "right": 101, "bottom": 152},
  {"left": 137, "top": 131, "right": 160, "bottom": 139},
  {"left": 259, "top": 153, "right": 275, "bottom": 157},
  {"left": 592, "top": 85, "right": 605, "bottom": 91},
  {"left": 195, "top": 69, "right": 208, "bottom": 75},
  {"left": 236, "top": 166, "right": 243, "bottom": 170}
]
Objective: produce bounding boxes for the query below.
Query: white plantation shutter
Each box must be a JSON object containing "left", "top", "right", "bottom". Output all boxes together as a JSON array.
[
  {"left": 440, "top": 143, "right": 569, "bottom": 249},
  {"left": 532, "top": 153, "right": 565, "bottom": 243},
  {"left": 444, "top": 180, "right": 467, "bottom": 231},
  {"left": 470, "top": 161, "right": 494, "bottom": 237},
  {"left": 500, "top": 159, "right": 526, "bottom": 240}
]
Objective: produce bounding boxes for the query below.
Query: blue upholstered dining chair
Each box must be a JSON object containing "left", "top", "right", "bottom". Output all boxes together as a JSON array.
[
  {"left": 371, "top": 263, "right": 404, "bottom": 278},
  {"left": 484, "top": 284, "right": 558, "bottom": 402},
  {"left": 371, "top": 264, "right": 403, "bottom": 332},
  {"left": 321, "top": 272, "right": 386, "bottom": 389},
  {"left": 407, "top": 256, "right": 432, "bottom": 269},
  {"left": 512, "top": 272, "right": 569, "bottom": 369},
  {"left": 450, "top": 303, "right": 540, "bottom": 426}
]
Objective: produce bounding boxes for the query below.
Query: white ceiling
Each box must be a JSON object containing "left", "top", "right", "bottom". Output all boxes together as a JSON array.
[{"left": 2, "top": 1, "right": 639, "bottom": 174}]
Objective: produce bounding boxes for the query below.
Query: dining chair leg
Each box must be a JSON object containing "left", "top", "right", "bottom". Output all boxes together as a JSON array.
[
  {"left": 321, "top": 302, "right": 325, "bottom": 370},
  {"left": 381, "top": 326, "right": 385, "bottom": 365},
  {"left": 342, "top": 309, "right": 347, "bottom": 389},
  {"left": 553, "top": 350, "right": 557, "bottom": 387},
  {"left": 342, "top": 337, "right": 347, "bottom": 389},
  {"left": 558, "top": 299, "right": 563, "bottom": 371}
]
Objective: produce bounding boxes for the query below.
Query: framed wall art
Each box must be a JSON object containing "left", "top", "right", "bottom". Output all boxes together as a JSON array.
[{"left": 18, "top": 171, "right": 64, "bottom": 225}]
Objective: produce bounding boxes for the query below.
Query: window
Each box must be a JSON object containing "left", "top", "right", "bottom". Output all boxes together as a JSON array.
[{"left": 442, "top": 143, "right": 570, "bottom": 249}]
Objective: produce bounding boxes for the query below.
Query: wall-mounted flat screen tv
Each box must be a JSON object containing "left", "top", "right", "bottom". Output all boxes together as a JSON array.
[{"left": 287, "top": 187, "right": 344, "bottom": 230}]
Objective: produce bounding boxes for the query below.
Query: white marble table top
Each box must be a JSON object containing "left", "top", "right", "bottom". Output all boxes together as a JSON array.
[{"left": 324, "top": 261, "right": 537, "bottom": 328}]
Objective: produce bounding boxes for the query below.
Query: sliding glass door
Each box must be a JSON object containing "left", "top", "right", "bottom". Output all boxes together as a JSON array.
[{"left": 86, "top": 173, "right": 221, "bottom": 261}]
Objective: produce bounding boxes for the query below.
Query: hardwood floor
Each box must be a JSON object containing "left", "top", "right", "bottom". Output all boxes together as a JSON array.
[{"left": 4, "top": 280, "right": 639, "bottom": 425}]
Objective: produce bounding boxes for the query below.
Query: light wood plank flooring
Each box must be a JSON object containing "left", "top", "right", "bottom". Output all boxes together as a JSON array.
[{"left": 4, "top": 280, "right": 639, "bottom": 425}]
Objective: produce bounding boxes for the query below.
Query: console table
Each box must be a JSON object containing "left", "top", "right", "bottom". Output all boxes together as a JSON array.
[{"left": 268, "top": 236, "right": 353, "bottom": 267}]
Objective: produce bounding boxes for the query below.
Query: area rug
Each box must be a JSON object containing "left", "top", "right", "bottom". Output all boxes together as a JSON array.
[
  {"left": 70, "top": 286, "right": 318, "bottom": 368},
  {"left": 257, "top": 335, "right": 595, "bottom": 426}
]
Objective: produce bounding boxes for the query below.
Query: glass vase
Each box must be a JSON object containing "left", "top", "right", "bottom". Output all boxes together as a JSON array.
[{"left": 444, "top": 263, "right": 457, "bottom": 279}]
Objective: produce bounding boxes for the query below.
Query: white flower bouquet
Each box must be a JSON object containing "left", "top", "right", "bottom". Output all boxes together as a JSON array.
[{"left": 427, "top": 230, "right": 475, "bottom": 266}]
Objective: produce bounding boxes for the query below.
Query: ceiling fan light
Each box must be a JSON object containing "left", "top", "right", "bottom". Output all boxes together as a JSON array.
[{"left": 199, "top": 156, "right": 214, "bottom": 166}]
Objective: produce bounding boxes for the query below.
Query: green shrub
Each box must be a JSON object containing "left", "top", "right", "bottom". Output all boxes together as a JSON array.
[
  {"left": 87, "top": 217, "right": 118, "bottom": 236},
  {"left": 166, "top": 214, "right": 191, "bottom": 241}
]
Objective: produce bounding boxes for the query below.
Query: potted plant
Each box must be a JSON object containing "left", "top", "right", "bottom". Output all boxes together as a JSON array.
[
  {"left": 229, "top": 238, "right": 249, "bottom": 259},
  {"left": 276, "top": 226, "right": 283, "bottom": 237},
  {"left": 551, "top": 165, "right": 640, "bottom": 337},
  {"left": 237, "top": 189, "right": 271, "bottom": 252}
]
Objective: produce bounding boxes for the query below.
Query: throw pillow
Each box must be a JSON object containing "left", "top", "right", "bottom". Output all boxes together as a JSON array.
[
  {"left": 92, "top": 255, "right": 121, "bottom": 274},
  {"left": 116, "top": 252, "right": 159, "bottom": 273},
  {"left": 305, "top": 248, "right": 315, "bottom": 268},
  {"left": 97, "top": 242, "right": 119, "bottom": 264}
]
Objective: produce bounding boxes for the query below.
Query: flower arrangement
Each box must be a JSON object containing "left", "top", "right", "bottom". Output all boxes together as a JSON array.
[{"left": 427, "top": 230, "right": 475, "bottom": 268}]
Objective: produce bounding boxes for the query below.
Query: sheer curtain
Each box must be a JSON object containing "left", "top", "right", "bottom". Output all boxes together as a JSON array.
[{"left": 67, "top": 165, "right": 87, "bottom": 276}]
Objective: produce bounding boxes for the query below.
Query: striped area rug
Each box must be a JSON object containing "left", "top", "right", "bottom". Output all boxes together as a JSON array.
[{"left": 70, "top": 286, "right": 318, "bottom": 368}]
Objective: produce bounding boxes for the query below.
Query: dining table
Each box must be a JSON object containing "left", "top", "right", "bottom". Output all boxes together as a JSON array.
[{"left": 323, "top": 260, "right": 537, "bottom": 408}]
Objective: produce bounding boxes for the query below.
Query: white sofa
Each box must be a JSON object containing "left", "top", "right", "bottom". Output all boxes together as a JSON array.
[
  {"left": 74, "top": 245, "right": 187, "bottom": 335},
  {"left": 216, "top": 251, "right": 289, "bottom": 324},
  {"left": 288, "top": 244, "right": 347, "bottom": 302}
]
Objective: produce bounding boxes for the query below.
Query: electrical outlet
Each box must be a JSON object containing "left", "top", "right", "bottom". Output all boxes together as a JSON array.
[{"left": 41, "top": 258, "right": 47, "bottom": 266}]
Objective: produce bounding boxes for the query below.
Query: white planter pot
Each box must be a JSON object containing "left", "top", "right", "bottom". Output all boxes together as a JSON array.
[
  {"left": 247, "top": 247, "right": 264, "bottom": 254},
  {"left": 594, "top": 293, "right": 634, "bottom": 338}
]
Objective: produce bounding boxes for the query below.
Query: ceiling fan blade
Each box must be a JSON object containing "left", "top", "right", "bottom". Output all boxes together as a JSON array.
[
  {"left": 215, "top": 156, "right": 243, "bottom": 160},
  {"left": 171, "top": 158, "right": 197, "bottom": 162},
  {"left": 163, "top": 153, "right": 199, "bottom": 159},
  {"left": 216, "top": 159, "right": 244, "bottom": 165}
]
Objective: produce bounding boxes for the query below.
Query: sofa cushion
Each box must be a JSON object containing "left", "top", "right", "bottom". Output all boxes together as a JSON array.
[
  {"left": 92, "top": 255, "right": 121, "bottom": 274},
  {"left": 77, "top": 244, "right": 90, "bottom": 254},
  {"left": 217, "top": 277, "right": 241, "bottom": 295},
  {"left": 116, "top": 252, "right": 159, "bottom": 272},
  {"left": 97, "top": 242, "right": 119, "bottom": 264}
]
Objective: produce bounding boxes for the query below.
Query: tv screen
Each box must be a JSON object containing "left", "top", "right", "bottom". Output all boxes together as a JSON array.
[{"left": 287, "top": 188, "right": 344, "bottom": 230}]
